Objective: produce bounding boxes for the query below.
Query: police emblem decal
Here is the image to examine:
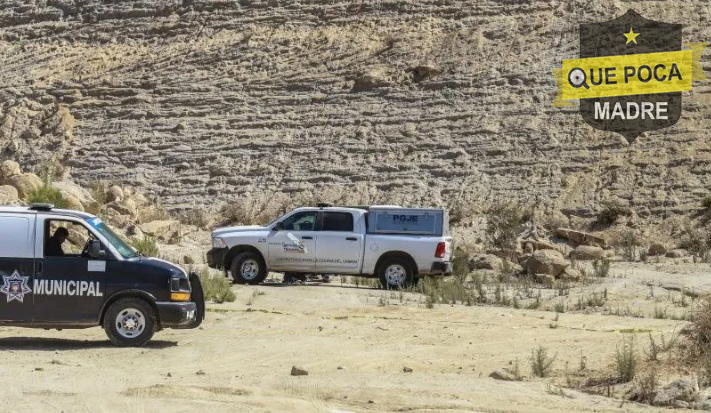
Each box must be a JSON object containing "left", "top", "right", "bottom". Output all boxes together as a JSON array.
[{"left": 0, "top": 270, "right": 32, "bottom": 303}]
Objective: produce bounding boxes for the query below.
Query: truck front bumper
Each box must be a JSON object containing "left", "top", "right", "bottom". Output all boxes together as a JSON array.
[
  {"left": 207, "top": 247, "right": 228, "bottom": 269},
  {"left": 430, "top": 261, "right": 453, "bottom": 275},
  {"left": 156, "top": 302, "right": 197, "bottom": 328}
]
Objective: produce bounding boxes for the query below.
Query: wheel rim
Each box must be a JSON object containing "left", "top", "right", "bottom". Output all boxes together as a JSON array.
[
  {"left": 115, "top": 308, "right": 145, "bottom": 339},
  {"left": 241, "top": 259, "right": 259, "bottom": 280},
  {"left": 385, "top": 264, "right": 407, "bottom": 286}
]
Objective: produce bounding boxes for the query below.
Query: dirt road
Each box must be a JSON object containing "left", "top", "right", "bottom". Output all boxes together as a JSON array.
[{"left": 0, "top": 273, "right": 690, "bottom": 413}]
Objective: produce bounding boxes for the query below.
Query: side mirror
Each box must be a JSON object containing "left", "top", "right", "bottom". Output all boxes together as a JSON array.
[
  {"left": 273, "top": 222, "right": 284, "bottom": 231},
  {"left": 88, "top": 239, "right": 106, "bottom": 258}
]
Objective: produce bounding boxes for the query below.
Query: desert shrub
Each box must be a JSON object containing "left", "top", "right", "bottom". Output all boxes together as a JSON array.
[
  {"left": 615, "top": 336, "right": 638, "bottom": 382},
  {"left": 631, "top": 367, "right": 659, "bottom": 404},
  {"left": 686, "top": 295, "right": 711, "bottom": 354},
  {"left": 678, "top": 224, "right": 710, "bottom": 260},
  {"left": 178, "top": 208, "right": 211, "bottom": 229},
  {"left": 129, "top": 236, "right": 159, "bottom": 257},
  {"left": 592, "top": 258, "right": 610, "bottom": 277},
  {"left": 26, "top": 184, "right": 72, "bottom": 208},
  {"left": 485, "top": 202, "right": 531, "bottom": 260},
  {"left": 199, "top": 268, "right": 236, "bottom": 303},
  {"left": 183, "top": 255, "right": 195, "bottom": 264},
  {"left": 620, "top": 230, "right": 640, "bottom": 261},
  {"left": 530, "top": 345, "right": 556, "bottom": 378},
  {"left": 452, "top": 247, "right": 469, "bottom": 280},
  {"left": 596, "top": 200, "right": 629, "bottom": 225},
  {"left": 703, "top": 195, "right": 711, "bottom": 211}
]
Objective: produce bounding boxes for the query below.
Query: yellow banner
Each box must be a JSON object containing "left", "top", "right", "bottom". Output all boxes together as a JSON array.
[{"left": 553, "top": 43, "right": 706, "bottom": 106}]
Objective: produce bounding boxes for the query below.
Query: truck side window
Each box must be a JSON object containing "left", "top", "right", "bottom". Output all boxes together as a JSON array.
[
  {"left": 282, "top": 212, "right": 317, "bottom": 231},
  {"left": 322, "top": 212, "right": 354, "bottom": 232},
  {"left": 45, "top": 220, "right": 94, "bottom": 257}
]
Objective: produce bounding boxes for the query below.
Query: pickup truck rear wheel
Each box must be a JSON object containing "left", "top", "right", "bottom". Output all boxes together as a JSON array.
[
  {"left": 231, "top": 252, "right": 267, "bottom": 285},
  {"left": 103, "top": 297, "right": 156, "bottom": 347},
  {"left": 378, "top": 257, "right": 416, "bottom": 290}
]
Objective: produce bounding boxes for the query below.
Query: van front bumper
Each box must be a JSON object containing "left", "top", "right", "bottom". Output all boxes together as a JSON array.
[
  {"left": 207, "top": 247, "right": 228, "bottom": 269},
  {"left": 430, "top": 261, "right": 453, "bottom": 275},
  {"left": 156, "top": 302, "right": 197, "bottom": 327}
]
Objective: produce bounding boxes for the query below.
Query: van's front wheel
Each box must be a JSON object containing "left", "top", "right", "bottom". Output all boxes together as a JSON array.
[
  {"left": 231, "top": 252, "right": 267, "bottom": 285},
  {"left": 103, "top": 298, "right": 156, "bottom": 347},
  {"left": 378, "top": 257, "right": 416, "bottom": 290}
]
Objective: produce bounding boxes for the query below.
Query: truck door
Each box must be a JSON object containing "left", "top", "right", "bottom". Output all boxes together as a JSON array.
[
  {"left": 315, "top": 211, "right": 362, "bottom": 273},
  {"left": 267, "top": 211, "right": 317, "bottom": 272},
  {"left": 0, "top": 214, "right": 35, "bottom": 322},
  {"left": 32, "top": 217, "right": 107, "bottom": 323}
]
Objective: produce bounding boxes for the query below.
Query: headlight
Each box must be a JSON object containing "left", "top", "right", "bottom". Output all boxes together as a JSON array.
[{"left": 213, "top": 237, "right": 227, "bottom": 248}]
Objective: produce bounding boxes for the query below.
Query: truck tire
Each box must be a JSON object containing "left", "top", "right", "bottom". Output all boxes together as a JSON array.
[
  {"left": 378, "top": 257, "right": 416, "bottom": 289},
  {"left": 231, "top": 252, "right": 267, "bottom": 285},
  {"left": 103, "top": 297, "right": 156, "bottom": 347}
]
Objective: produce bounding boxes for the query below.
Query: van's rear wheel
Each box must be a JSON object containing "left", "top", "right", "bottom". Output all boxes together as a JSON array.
[
  {"left": 231, "top": 252, "right": 267, "bottom": 285},
  {"left": 378, "top": 257, "right": 416, "bottom": 290},
  {"left": 103, "top": 298, "right": 156, "bottom": 347}
]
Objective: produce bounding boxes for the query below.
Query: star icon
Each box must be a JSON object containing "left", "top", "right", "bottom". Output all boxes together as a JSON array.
[
  {"left": 624, "top": 27, "right": 639, "bottom": 45},
  {"left": 0, "top": 270, "right": 32, "bottom": 303}
]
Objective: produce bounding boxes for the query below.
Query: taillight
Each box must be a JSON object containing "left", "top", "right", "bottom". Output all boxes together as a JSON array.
[{"left": 435, "top": 242, "right": 446, "bottom": 258}]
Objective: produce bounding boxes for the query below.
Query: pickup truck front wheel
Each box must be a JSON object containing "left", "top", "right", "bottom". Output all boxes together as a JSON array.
[
  {"left": 378, "top": 257, "right": 416, "bottom": 290},
  {"left": 231, "top": 252, "right": 267, "bottom": 285}
]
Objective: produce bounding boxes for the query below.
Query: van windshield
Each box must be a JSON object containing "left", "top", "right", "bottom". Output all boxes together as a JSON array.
[{"left": 86, "top": 217, "right": 138, "bottom": 258}]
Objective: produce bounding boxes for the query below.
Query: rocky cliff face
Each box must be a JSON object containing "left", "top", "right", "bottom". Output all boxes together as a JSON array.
[{"left": 1, "top": 1, "right": 710, "bottom": 219}]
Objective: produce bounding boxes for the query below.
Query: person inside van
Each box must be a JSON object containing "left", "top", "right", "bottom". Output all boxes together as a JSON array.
[{"left": 46, "top": 227, "right": 69, "bottom": 256}]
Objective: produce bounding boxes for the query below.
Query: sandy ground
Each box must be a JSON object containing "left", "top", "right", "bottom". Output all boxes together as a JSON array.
[{"left": 0, "top": 262, "right": 701, "bottom": 413}]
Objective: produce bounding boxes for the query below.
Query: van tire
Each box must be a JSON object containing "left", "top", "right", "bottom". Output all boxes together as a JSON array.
[
  {"left": 231, "top": 252, "right": 267, "bottom": 285},
  {"left": 378, "top": 257, "right": 416, "bottom": 290},
  {"left": 103, "top": 298, "right": 156, "bottom": 347}
]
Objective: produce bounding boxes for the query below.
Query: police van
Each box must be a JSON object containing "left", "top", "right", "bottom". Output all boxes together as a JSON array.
[{"left": 0, "top": 204, "right": 204, "bottom": 347}]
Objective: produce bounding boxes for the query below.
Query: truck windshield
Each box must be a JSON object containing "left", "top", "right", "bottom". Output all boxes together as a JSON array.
[{"left": 86, "top": 217, "right": 138, "bottom": 258}]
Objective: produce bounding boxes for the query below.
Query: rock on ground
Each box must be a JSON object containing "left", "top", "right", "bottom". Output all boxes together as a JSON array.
[
  {"left": 523, "top": 250, "right": 568, "bottom": 277},
  {"left": 570, "top": 245, "right": 605, "bottom": 260},
  {"left": 653, "top": 378, "right": 699, "bottom": 407}
]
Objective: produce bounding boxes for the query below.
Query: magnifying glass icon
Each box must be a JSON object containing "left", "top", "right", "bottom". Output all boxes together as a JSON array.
[{"left": 568, "top": 67, "right": 589, "bottom": 89}]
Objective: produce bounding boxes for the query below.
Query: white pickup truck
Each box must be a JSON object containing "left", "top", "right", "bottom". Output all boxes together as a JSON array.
[{"left": 207, "top": 205, "right": 453, "bottom": 289}]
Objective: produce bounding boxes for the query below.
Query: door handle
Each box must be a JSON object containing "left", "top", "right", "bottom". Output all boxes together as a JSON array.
[
  {"left": 36, "top": 261, "right": 43, "bottom": 275},
  {"left": 302, "top": 236, "right": 313, "bottom": 240},
  {"left": 346, "top": 237, "right": 357, "bottom": 241}
]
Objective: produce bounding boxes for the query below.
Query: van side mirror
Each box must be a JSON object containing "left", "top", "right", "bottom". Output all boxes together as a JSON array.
[
  {"left": 273, "top": 222, "right": 284, "bottom": 231},
  {"left": 88, "top": 239, "right": 106, "bottom": 258}
]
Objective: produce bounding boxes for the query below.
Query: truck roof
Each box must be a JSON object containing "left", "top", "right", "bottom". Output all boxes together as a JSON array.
[{"left": 0, "top": 205, "right": 97, "bottom": 221}]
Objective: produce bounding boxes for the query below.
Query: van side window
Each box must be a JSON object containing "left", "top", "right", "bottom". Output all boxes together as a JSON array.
[
  {"left": 44, "top": 220, "right": 94, "bottom": 258},
  {"left": 0, "top": 216, "right": 31, "bottom": 257},
  {"left": 322, "top": 212, "right": 354, "bottom": 232}
]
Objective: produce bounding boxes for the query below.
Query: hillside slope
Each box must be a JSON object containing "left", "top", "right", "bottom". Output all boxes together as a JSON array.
[{"left": 1, "top": 0, "right": 710, "bottom": 218}]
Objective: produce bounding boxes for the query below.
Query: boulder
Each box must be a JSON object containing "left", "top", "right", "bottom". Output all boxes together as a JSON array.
[
  {"left": 138, "top": 220, "right": 179, "bottom": 236},
  {"left": 51, "top": 180, "right": 97, "bottom": 208},
  {"left": 469, "top": 254, "right": 503, "bottom": 271},
  {"left": 0, "top": 185, "right": 19, "bottom": 204},
  {"left": 523, "top": 249, "right": 568, "bottom": 277},
  {"left": 570, "top": 245, "right": 605, "bottom": 260},
  {"left": 0, "top": 160, "right": 21, "bottom": 183},
  {"left": 653, "top": 378, "right": 699, "bottom": 407},
  {"left": 648, "top": 243, "right": 666, "bottom": 256},
  {"left": 560, "top": 268, "right": 582, "bottom": 281},
  {"left": 555, "top": 228, "right": 607, "bottom": 248},
  {"left": 59, "top": 191, "right": 84, "bottom": 211},
  {"left": 107, "top": 185, "right": 124, "bottom": 202},
  {"left": 666, "top": 249, "right": 688, "bottom": 258},
  {"left": 8, "top": 173, "right": 43, "bottom": 199}
]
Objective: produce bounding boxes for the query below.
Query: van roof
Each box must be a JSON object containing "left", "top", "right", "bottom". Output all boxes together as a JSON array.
[{"left": 0, "top": 205, "right": 97, "bottom": 220}]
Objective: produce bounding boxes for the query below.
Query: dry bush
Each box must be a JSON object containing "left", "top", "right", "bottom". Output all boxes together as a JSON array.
[
  {"left": 199, "top": 267, "right": 236, "bottom": 304},
  {"left": 615, "top": 336, "right": 638, "bottom": 382},
  {"left": 596, "top": 200, "right": 630, "bottom": 226},
  {"left": 530, "top": 345, "right": 556, "bottom": 378},
  {"left": 485, "top": 202, "right": 531, "bottom": 260}
]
